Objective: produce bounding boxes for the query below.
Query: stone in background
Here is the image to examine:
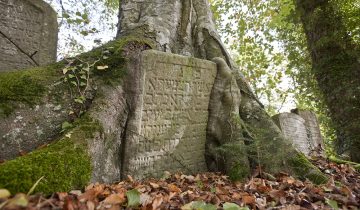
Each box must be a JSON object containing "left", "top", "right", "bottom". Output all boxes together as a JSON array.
[
  {"left": 122, "top": 50, "right": 217, "bottom": 179},
  {"left": 272, "top": 109, "right": 323, "bottom": 155},
  {"left": 0, "top": 0, "right": 58, "bottom": 72},
  {"left": 292, "top": 109, "right": 324, "bottom": 149}
]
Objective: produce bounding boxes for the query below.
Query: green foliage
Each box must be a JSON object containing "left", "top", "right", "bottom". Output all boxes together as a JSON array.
[
  {"left": 44, "top": 0, "right": 118, "bottom": 57},
  {"left": 61, "top": 47, "right": 111, "bottom": 109},
  {"left": 210, "top": 0, "right": 358, "bottom": 154}
]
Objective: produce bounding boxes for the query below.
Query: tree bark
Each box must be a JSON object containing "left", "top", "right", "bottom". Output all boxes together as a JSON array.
[{"left": 296, "top": 0, "right": 360, "bottom": 162}]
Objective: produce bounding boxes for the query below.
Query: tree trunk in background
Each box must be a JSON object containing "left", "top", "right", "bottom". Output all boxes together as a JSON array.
[
  {"left": 296, "top": 0, "right": 360, "bottom": 162},
  {"left": 116, "top": 0, "right": 327, "bottom": 182}
]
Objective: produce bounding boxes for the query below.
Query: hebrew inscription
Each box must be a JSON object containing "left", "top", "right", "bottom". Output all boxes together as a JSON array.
[
  {"left": 122, "top": 50, "right": 217, "bottom": 179},
  {"left": 0, "top": 0, "right": 58, "bottom": 72}
]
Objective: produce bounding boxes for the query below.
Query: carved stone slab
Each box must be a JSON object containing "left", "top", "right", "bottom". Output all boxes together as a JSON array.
[
  {"left": 0, "top": 0, "right": 58, "bottom": 72},
  {"left": 293, "top": 109, "right": 323, "bottom": 148},
  {"left": 122, "top": 50, "right": 217, "bottom": 179},
  {"left": 272, "top": 113, "right": 312, "bottom": 155}
]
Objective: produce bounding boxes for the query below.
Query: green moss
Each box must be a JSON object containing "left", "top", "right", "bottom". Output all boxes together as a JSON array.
[
  {"left": 288, "top": 153, "right": 328, "bottom": 185},
  {"left": 0, "top": 65, "right": 60, "bottom": 117},
  {"left": 0, "top": 36, "right": 154, "bottom": 118},
  {"left": 0, "top": 116, "right": 103, "bottom": 195},
  {"left": 329, "top": 156, "right": 360, "bottom": 172},
  {"left": 0, "top": 139, "right": 90, "bottom": 195}
]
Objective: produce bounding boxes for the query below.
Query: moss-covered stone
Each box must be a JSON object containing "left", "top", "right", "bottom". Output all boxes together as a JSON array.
[
  {"left": 0, "top": 139, "right": 90, "bottom": 195},
  {"left": 288, "top": 153, "right": 328, "bottom": 185},
  {"left": 0, "top": 36, "right": 153, "bottom": 118},
  {"left": 0, "top": 115, "right": 103, "bottom": 195},
  {"left": 0, "top": 64, "right": 60, "bottom": 117}
]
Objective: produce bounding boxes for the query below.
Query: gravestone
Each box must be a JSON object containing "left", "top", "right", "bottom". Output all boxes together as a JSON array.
[
  {"left": 272, "top": 113, "right": 312, "bottom": 155},
  {"left": 272, "top": 110, "right": 324, "bottom": 155},
  {"left": 0, "top": 0, "right": 58, "bottom": 72},
  {"left": 292, "top": 109, "right": 324, "bottom": 148},
  {"left": 122, "top": 50, "right": 217, "bottom": 179}
]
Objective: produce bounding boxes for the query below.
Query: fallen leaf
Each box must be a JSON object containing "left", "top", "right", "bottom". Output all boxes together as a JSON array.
[
  {"left": 7, "top": 193, "right": 28, "bottom": 208},
  {"left": 325, "top": 198, "right": 339, "bottom": 210},
  {"left": 103, "top": 193, "right": 126, "bottom": 205},
  {"left": 79, "top": 185, "right": 104, "bottom": 202},
  {"left": 126, "top": 189, "right": 140, "bottom": 207},
  {"left": 242, "top": 195, "right": 255, "bottom": 205},
  {"left": 223, "top": 202, "right": 249, "bottom": 210},
  {"left": 0, "top": 189, "right": 11, "bottom": 199},
  {"left": 152, "top": 196, "right": 163, "bottom": 209},
  {"left": 150, "top": 182, "right": 160, "bottom": 189},
  {"left": 168, "top": 184, "right": 182, "bottom": 193}
]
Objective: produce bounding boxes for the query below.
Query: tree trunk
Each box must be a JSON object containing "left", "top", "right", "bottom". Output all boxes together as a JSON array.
[
  {"left": 116, "top": 0, "right": 327, "bottom": 181},
  {"left": 295, "top": 0, "right": 360, "bottom": 162},
  {"left": 0, "top": 0, "right": 327, "bottom": 194}
]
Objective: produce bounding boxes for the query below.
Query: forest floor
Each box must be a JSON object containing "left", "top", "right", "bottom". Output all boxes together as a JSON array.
[{"left": 0, "top": 155, "right": 359, "bottom": 210}]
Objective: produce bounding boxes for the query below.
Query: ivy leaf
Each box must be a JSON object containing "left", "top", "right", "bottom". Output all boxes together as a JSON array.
[
  {"left": 62, "top": 67, "right": 69, "bottom": 75},
  {"left": 71, "top": 81, "right": 77, "bottom": 86},
  {"left": 74, "top": 96, "right": 85, "bottom": 104},
  {"left": 80, "top": 31, "right": 89, "bottom": 36},
  {"left": 126, "top": 189, "right": 140, "bottom": 208},
  {"left": 62, "top": 13, "right": 70, "bottom": 19}
]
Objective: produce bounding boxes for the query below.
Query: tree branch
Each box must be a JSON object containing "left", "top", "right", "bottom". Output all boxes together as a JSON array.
[{"left": 0, "top": 30, "right": 39, "bottom": 66}]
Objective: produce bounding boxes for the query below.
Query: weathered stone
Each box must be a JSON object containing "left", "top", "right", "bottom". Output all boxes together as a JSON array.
[
  {"left": 272, "top": 113, "right": 312, "bottom": 155},
  {"left": 0, "top": 0, "right": 58, "bottom": 72},
  {"left": 122, "top": 50, "right": 217, "bottom": 179},
  {"left": 272, "top": 110, "right": 324, "bottom": 155},
  {"left": 292, "top": 109, "right": 324, "bottom": 148}
]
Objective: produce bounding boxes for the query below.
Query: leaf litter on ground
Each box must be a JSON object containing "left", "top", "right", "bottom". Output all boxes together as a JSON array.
[{"left": 0, "top": 155, "right": 359, "bottom": 210}]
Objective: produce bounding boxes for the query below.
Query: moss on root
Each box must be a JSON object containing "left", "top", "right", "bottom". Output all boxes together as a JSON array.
[
  {"left": 0, "top": 139, "right": 91, "bottom": 195},
  {"left": 288, "top": 153, "right": 328, "bottom": 185},
  {"left": 329, "top": 156, "right": 360, "bottom": 172},
  {"left": 0, "top": 116, "right": 102, "bottom": 195},
  {"left": 213, "top": 143, "right": 251, "bottom": 181}
]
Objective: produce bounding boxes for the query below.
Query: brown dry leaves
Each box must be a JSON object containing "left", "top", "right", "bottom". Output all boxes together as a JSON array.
[{"left": 0, "top": 156, "right": 359, "bottom": 210}]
